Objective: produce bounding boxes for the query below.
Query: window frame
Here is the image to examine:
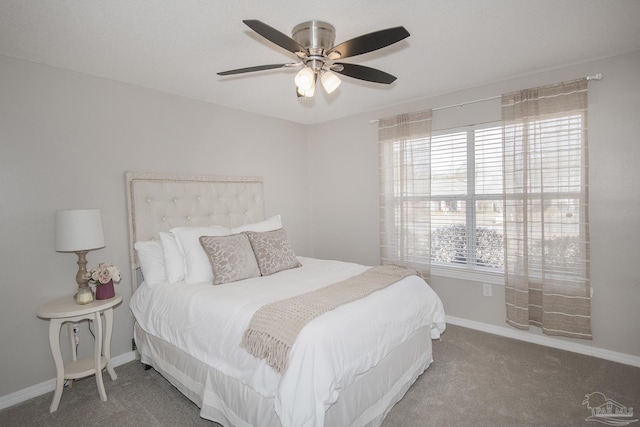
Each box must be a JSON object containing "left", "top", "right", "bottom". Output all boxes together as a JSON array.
[{"left": 429, "top": 122, "right": 505, "bottom": 283}]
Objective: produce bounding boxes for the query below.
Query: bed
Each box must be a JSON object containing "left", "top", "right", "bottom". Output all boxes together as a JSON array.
[{"left": 125, "top": 171, "right": 446, "bottom": 427}]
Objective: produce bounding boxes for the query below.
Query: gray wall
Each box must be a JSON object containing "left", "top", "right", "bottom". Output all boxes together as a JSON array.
[
  {"left": 1, "top": 50, "right": 639, "bottom": 402},
  {"left": 308, "top": 50, "right": 640, "bottom": 360},
  {"left": 0, "top": 55, "right": 311, "bottom": 397}
]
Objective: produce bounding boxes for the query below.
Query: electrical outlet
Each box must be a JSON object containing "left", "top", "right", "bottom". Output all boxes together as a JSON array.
[
  {"left": 482, "top": 283, "right": 492, "bottom": 297},
  {"left": 72, "top": 323, "right": 80, "bottom": 346}
]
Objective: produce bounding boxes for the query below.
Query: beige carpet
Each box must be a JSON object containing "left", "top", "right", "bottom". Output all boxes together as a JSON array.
[{"left": 2, "top": 324, "right": 638, "bottom": 426}]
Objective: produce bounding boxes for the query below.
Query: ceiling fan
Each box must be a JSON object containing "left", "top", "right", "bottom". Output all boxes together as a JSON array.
[{"left": 217, "top": 20, "right": 410, "bottom": 98}]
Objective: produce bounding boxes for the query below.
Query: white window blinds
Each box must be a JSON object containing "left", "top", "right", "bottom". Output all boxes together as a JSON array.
[{"left": 430, "top": 125, "right": 504, "bottom": 269}]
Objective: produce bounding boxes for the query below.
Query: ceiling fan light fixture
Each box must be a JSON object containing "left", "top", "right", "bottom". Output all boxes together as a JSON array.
[
  {"left": 294, "top": 66, "right": 315, "bottom": 91},
  {"left": 321, "top": 70, "right": 341, "bottom": 94},
  {"left": 296, "top": 86, "right": 314, "bottom": 98},
  {"left": 297, "top": 76, "right": 316, "bottom": 98}
]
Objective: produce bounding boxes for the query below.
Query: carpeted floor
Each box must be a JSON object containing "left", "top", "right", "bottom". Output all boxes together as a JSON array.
[{"left": 2, "top": 324, "right": 638, "bottom": 426}]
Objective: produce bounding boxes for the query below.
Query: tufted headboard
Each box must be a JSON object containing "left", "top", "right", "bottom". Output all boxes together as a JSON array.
[{"left": 125, "top": 172, "right": 265, "bottom": 288}]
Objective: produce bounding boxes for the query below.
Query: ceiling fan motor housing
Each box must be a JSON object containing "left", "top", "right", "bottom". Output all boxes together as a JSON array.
[{"left": 292, "top": 20, "right": 335, "bottom": 60}]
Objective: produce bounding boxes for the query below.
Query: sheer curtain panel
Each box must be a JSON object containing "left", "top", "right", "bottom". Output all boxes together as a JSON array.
[
  {"left": 502, "top": 78, "right": 591, "bottom": 339},
  {"left": 379, "top": 110, "right": 433, "bottom": 280}
]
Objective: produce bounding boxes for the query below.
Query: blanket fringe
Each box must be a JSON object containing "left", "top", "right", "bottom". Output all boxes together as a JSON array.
[{"left": 242, "top": 329, "right": 290, "bottom": 373}]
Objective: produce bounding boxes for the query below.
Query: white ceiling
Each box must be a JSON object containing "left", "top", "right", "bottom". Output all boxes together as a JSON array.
[{"left": 2, "top": 0, "right": 640, "bottom": 125}]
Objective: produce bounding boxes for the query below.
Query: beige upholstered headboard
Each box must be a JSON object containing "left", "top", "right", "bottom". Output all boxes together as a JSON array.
[{"left": 125, "top": 172, "right": 265, "bottom": 288}]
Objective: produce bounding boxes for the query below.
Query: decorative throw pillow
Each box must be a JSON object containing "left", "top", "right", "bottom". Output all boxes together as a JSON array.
[
  {"left": 134, "top": 240, "right": 166, "bottom": 287},
  {"left": 245, "top": 228, "right": 301, "bottom": 276},
  {"left": 199, "top": 233, "right": 260, "bottom": 285}
]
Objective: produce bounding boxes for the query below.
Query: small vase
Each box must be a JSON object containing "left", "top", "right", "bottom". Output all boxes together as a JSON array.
[
  {"left": 76, "top": 284, "right": 94, "bottom": 305},
  {"left": 96, "top": 280, "right": 115, "bottom": 300}
]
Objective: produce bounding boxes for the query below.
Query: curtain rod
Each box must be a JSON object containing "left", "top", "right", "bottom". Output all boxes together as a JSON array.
[{"left": 369, "top": 73, "right": 603, "bottom": 125}]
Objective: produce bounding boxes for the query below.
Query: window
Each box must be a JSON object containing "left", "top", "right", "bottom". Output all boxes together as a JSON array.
[
  {"left": 430, "top": 125, "right": 504, "bottom": 272},
  {"left": 379, "top": 116, "right": 504, "bottom": 281},
  {"left": 379, "top": 89, "right": 587, "bottom": 288},
  {"left": 503, "top": 113, "right": 588, "bottom": 282}
]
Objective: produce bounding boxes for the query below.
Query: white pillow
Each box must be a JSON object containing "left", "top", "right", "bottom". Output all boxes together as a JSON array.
[
  {"left": 231, "top": 215, "right": 283, "bottom": 233},
  {"left": 159, "top": 232, "right": 185, "bottom": 284},
  {"left": 134, "top": 240, "right": 166, "bottom": 287},
  {"left": 171, "top": 226, "right": 231, "bottom": 284}
]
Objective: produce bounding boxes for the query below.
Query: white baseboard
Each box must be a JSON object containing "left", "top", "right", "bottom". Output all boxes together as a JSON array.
[
  {"left": 446, "top": 315, "right": 640, "bottom": 368},
  {"left": 0, "top": 350, "right": 137, "bottom": 411}
]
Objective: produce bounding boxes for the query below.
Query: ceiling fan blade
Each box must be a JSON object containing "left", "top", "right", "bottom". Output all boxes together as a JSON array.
[
  {"left": 243, "top": 19, "right": 307, "bottom": 56},
  {"left": 217, "top": 63, "right": 291, "bottom": 76},
  {"left": 327, "top": 26, "right": 410, "bottom": 59},
  {"left": 333, "top": 63, "right": 397, "bottom": 84}
]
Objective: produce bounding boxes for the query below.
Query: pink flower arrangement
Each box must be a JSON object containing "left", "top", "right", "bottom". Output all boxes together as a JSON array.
[{"left": 85, "top": 262, "right": 121, "bottom": 285}]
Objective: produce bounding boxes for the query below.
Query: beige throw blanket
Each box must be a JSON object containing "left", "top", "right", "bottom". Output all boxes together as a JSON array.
[{"left": 241, "top": 264, "right": 417, "bottom": 373}]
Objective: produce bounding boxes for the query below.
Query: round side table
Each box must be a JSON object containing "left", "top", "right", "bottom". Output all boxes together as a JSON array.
[{"left": 37, "top": 293, "right": 122, "bottom": 413}]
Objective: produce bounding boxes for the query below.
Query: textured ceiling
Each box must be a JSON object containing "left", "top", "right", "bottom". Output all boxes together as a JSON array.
[{"left": 2, "top": 0, "right": 640, "bottom": 125}]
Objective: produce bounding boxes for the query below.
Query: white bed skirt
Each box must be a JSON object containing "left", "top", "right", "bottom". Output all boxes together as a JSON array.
[{"left": 134, "top": 323, "right": 433, "bottom": 427}]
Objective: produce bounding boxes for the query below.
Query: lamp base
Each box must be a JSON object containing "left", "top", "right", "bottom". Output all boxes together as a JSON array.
[{"left": 75, "top": 284, "right": 94, "bottom": 305}]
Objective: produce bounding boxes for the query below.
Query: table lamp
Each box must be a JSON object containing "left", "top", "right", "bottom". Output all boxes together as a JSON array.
[{"left": 55, "top": 209, "right": 105, "bottom": 304}]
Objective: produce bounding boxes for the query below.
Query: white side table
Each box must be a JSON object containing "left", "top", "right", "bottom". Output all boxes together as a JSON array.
[{"left": 37, "top": 293, "right": 122, "bottom": 413}]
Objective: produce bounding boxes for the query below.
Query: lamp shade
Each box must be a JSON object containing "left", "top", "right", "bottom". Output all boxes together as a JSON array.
[
  {"left": 294, "top": 67, "right": 315, "bottom": 91},
  {"left": 321, "top": 70, "right": 341, "bottom": 94},
  {"left": 55, "top": 209, "right": 105, "bottom": 252},
  {"left": 297, "top": 78, "right": 316, "bottom": 98}
]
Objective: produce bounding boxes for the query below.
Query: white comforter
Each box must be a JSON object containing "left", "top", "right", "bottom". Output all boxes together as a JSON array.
[{"left": 130, "top": 257, "right": 446, "bottom": 427}]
